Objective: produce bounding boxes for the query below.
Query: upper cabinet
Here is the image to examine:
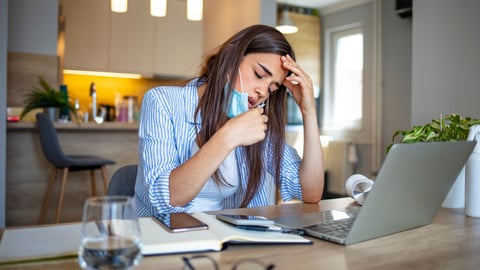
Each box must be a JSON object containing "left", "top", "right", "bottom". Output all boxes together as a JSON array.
[
  {"left": 62, "top": 0, "right": 202, "bottom": 78},
  {"left": 109, "top": 0, "right": 155, "bottom": 75},
  {"left": 63, "top": 0, "right": 110, "bottom": 71},
  {"left": 153, "top": 0, "right": 203, "bottom": 78}
]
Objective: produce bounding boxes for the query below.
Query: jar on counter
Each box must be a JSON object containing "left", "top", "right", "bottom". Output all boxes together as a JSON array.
[{"left": 118, "top": 96, "right": 139, "bottom": 123}]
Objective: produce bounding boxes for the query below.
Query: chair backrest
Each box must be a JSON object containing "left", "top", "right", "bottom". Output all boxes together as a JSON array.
[
  {"left": 35, "top": 113, "right": 71, "bottom": 167},
  {"left": 107, "top": 164, "right": 138, "bottom": 196}
]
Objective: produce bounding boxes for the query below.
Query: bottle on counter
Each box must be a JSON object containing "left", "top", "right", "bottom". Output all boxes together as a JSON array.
[
  {"left": 117, "top": 101, "right": 128, "bottom": 123},
  {"left": 465, "top": 127, "right": 480, "bottom": 218},
  {"left": 74, "top": 99, "right": 87, "bottom": 123},
  {"left": 123, "top": 96, "right": 139, "bottom": 123},
  {"left": 59, "top": 84, "right": 69, "bottom": 121},
  {"left": 89, "top": 83, "right": 96, "bottom": 121}
]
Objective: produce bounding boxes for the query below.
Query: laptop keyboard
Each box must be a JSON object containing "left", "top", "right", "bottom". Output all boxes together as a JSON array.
[{"left": 304, "top": 217, "right": 356, "bottom": 239}]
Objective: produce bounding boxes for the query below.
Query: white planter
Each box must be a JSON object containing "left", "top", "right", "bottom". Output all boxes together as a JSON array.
[{"left": 442, "top": 167, "right": 465, "bottom": 208}]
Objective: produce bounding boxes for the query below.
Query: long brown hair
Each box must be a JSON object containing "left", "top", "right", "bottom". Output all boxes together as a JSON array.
[{"left": 194, "top": 24, "right": 295, "bottom": 207}]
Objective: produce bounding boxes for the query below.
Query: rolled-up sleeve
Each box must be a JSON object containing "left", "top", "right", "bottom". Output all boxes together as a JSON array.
[
  {"left": 135, "top": 83, "right": 198, "bottom": 216},
  {"left": 277, "top": 144, "right": 303, "bottom": 201},
  {"left": 245, "top": 142, "right": 303, "bottom": 208}
]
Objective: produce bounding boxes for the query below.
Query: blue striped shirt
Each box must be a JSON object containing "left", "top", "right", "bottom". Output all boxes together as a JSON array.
[{"left": 134, "top": 78, "right": 303, "bottom": 216}]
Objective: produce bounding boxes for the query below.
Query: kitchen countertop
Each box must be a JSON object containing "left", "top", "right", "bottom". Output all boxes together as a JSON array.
[{"left": 7, "top": 121, "right": 139, "bottom": 131}]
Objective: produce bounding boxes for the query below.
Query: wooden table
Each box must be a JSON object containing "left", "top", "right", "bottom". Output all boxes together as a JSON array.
[{"left": 2, "top": 197, "right": 480, "bottom": 270}]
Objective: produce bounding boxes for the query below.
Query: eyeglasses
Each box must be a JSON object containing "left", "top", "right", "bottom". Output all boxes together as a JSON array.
[{"left": 182, "top": 254, "right": 275, "bottom": 270}]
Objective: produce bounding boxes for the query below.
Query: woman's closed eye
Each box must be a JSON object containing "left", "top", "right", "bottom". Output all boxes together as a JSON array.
[{"left": 254, "top": 72, "right": 279, "bottom": 90}]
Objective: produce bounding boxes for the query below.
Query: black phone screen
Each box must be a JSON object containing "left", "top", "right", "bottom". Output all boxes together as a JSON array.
[{"left": 153, "top": 213, "right": 208, "bottom": 233}]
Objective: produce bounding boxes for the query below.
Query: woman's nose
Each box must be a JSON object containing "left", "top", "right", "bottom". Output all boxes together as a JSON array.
[{"left": 254, "top": 85, "right": 269, "bottom": 98}]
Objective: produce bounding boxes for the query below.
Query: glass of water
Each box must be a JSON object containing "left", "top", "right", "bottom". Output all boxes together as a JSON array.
[{"left": 78, "top": 196, "right": 142, "bottom": 270}]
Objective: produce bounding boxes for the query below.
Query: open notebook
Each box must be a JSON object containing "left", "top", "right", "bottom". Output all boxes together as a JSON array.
[
  {"left": 274, "top": 141, "right": 475, "bottom": 245},
  {"left": 0, "top": 212, "right": 310, "bottom": 265}
]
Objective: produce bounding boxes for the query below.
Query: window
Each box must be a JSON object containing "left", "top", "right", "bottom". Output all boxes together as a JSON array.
[
  {"left": 320, "top": 1, "right": 381, "bottom": 175},
  {"left": 323, "top": 25, "right": 364, "bottom": 132}
]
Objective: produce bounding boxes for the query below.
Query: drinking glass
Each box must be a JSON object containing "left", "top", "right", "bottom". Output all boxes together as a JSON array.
[{"left": 78, "top": 196, "right": 142, "bottom": 270}]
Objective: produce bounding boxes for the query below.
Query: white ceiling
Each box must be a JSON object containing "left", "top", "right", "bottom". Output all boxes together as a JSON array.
[{"left": 276, "top": 0, "right": 347, "bottom": 9}]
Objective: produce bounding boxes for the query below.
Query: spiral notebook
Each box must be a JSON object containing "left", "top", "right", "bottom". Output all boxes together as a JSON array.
[{"left": 274, "top": 141, "right": 475, "bottom": 245}]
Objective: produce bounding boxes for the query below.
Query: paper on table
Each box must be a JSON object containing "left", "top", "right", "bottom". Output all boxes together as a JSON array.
[{"left": 0, "top": 223, "right": 82, "bottom": 265}]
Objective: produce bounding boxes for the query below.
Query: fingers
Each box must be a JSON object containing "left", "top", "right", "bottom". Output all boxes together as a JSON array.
[
  {"left": 280, "top": 55, "right": 316, "bottom": 114},
  {"left": 225, "top": 108, "right": 268, "bottom": 147},
  {"left": 243, "top": 108, "right": 268, "bottom": 145},
  {"left": 282, "top": 55, "right": 306, "bottom": 78},
  {"left": 249, "top": 108, "right": 268, "bottom": 133},
  {"left": 281, "top": 55, "right": 313, "bottom": 90}
]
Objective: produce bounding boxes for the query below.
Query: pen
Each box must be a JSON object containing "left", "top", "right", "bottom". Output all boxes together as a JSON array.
[
  {"left": 236, "top": 225, "right": 270, "bottom": 231},
  {"left": 236, "top": 225, "right": 304, "bottom": 235}
]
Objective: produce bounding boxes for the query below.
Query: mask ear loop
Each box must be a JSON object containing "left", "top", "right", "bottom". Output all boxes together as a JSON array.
[{"left": 238, "top": 68, "right": 245, "bottom": 93}]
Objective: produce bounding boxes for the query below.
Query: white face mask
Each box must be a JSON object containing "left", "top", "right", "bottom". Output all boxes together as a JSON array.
[{"left": 225, "top": 69, "right": 248, "bottom": 118}]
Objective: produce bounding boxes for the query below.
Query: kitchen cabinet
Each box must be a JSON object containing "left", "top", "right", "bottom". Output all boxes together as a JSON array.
[
  {"left": 63, "top": 0, "right": 202, "bottom": 78},
  {"left": 109, "top": 0, "right": 155, "bottom": 75},
  {"left": 63, "top": 0, "right": 110, "bottom": 71},
  {"left": 153, "top": 0, "right": 203, "bottom": 78}
]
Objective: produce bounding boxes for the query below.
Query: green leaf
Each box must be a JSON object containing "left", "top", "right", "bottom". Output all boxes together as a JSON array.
[
  {"left": 386, "top": 113, "right": 480, "bottom": 154},
  {"left": 20, "top": 76, "right": 79, "bottom": 122}
]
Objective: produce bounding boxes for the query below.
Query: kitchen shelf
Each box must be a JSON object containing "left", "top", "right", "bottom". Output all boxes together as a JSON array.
[{"left": 7, "top": 121, "right": 139, "bottom": 131}]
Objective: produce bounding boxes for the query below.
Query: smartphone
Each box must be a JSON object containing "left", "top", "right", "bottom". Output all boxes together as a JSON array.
[
  {"left": 153, "top": 213, "right": 208, "bottom": 233},
  {"left": 216, "top": 214, "right": 274, "bottom": 226}
]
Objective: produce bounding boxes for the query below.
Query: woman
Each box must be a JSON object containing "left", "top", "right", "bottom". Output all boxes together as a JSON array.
[{"left": 135, "top": 24, "right": 324, "bottom": 215}]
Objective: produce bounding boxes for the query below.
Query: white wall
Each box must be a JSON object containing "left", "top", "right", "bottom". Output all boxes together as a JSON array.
[
  {"left": 380, "top": 0, "right": 412, "bottom": 157},
  {"left": 8, "top": 0, "right": 58, "bottom": 55},
  {"left": 0, "top": 0, "right": 8, "bottom": 228},
  {"left": 260, "top": 0, "right": 276, "bottom": 26},
  {"left": 4, "top": 0, "right": 58, "bottom": 228},
  {"left": 412, "top": 0, "right": 480, "bottom": 124}
]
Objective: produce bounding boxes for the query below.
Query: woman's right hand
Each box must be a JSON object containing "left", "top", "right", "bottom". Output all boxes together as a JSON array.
[{"left": 222, "top": 107, "right": 268, "bottom": 147}]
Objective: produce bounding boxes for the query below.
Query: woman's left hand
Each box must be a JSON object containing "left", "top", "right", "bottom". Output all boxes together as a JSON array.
[
  {"left": 282, "top": 55, "right": 324, "bottom": 203},
  {"left": 281, "top": 55, "right": 316, "bottom": 116}
]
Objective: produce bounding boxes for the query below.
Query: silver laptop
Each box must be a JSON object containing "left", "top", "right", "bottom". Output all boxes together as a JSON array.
[{"left": 274, "top": 141, "right": 475, "bottom": 245}]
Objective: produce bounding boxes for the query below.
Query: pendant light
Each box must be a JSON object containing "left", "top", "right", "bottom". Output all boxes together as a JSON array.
[
  {"left": 111, "top": 0, "right": 128, "bottom": 13},
  {"left": 276, "top": 7, "right": 298, "bottom": 34},
  {"left": 150, "top": 0, "right": 167, "bottom": 17},
  {"left": 187, "top": 0, "right": 203, "bottom": 21}
]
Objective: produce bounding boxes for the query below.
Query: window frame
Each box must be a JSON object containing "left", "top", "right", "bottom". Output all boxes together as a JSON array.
[
  {"left": 324, "top": 24, "right": 364, "bottom": 132},
  {"left": 320, "top": 19, "right": 375, "bottom": 144}
]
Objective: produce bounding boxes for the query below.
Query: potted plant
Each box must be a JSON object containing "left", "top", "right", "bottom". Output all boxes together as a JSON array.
[
  {"left": 388, "top": 113, "right": 480, "bottom": 208},
  {"left": 387, "top": 114, "right": 480, "bottom": 153},
  {"left": 20, "top": 76, "right": 78, "bottom": 122}
]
